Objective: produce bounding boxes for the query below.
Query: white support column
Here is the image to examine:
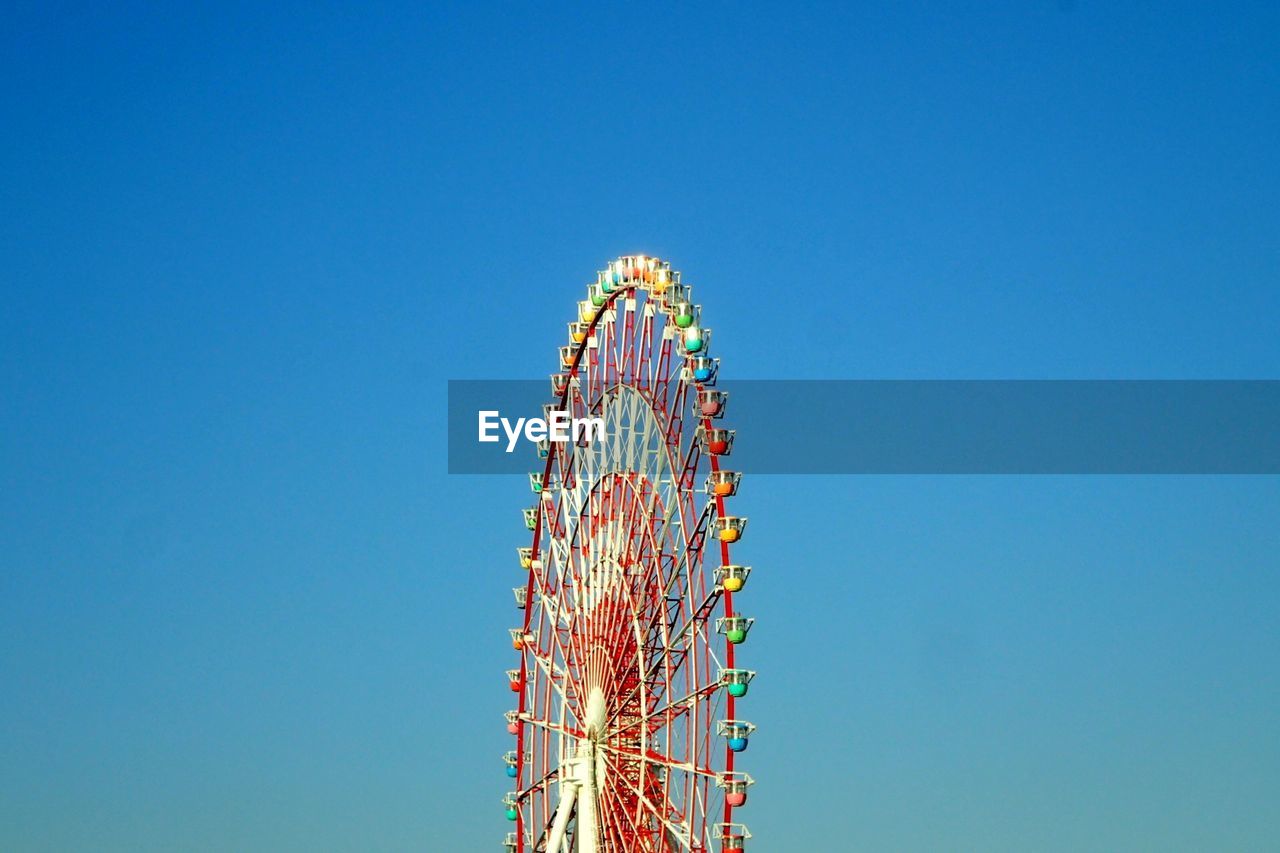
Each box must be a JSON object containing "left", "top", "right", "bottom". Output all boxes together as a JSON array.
[
  {"left": 576, "top": 750, "right": 599, "bottom": 853},
  {"left": 544, "top": 783, "right": 576, "bottom": 853}
]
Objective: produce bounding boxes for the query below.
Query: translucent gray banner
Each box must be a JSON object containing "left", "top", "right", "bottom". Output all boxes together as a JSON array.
[{"left": 447, "top": 380, "right": 1280, "bottom": 474}]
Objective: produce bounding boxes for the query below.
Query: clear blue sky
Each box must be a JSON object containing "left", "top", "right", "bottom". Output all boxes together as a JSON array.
[{"left": 2, "top": 2, "right": 1278, "bottom": 850}]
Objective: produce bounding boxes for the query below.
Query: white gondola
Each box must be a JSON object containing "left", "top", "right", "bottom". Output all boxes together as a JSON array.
[
  {"left": 713, "top": 514, "right": 747, "bottom": 542},
  {"left": 716, "top": 614, "right": 754, "bottom": 645},
  {"left": 682, "top": 324, "right": 709, "bottom": 354},
  {"left": 719, "top": 667, "right": 757, "bottom": 698},
  {"left": 529, "top": 469, "right": 559, "bottom": 494},
  {"left": 662, "top": 283, "right": 689, "bottom": 308},
  {"left": 698, "top": 427, "right": 736, "bottom": 456},
  {"left": 696, "top": 388, "right": 728, "bottom": 418},
  {"left": 716, "top": 720, "right": 757, "bottom": 753},
  {"left": 716, "top": 772, "right": 756, "bottom": 808},
  {"left": 568, "top": 320, "right": 591, "bottom": 344},
  {"left": 671, "top": 299, "right": 697, "bottom": 330},
  {"left": 651, "top": 263, "right": 675, "bottom": 294},
  {"left": 715, "top": 564, "right": 752, "bottom": 593},
  {"left": 589, "top": 281, "right": 608, "bottom": 307},
  {"left": 706, "top": 470, "right": 741, "bottom": 496},
  {"left": 688, "top": 355, "right": 719, "bottom": 385},
  {"left": 716, "top": 822, "right": 753, "bottom": 850}
]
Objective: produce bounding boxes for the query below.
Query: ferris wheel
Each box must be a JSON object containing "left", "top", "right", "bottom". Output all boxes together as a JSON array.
[{"left": 502, "top": 256, "right": 756, "bottom": 853}]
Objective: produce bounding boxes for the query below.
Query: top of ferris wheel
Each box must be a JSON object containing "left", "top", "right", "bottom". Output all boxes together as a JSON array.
[
  {"left": 559, "top": 255, "right": 717, "bottom": 376},
  {"left": 554, "top": 254, "right": 717, "bottom": 387},
  {"left": 597, "top": 254, "right": 678, "bottom": 289}
]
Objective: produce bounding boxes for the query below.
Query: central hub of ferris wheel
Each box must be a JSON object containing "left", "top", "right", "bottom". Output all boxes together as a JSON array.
[
  {"left": 583, "top": 686, "right": 608, "bottom": 740},
  {"left": 502, "top": 256, "right": 757, "bottom": 853}
]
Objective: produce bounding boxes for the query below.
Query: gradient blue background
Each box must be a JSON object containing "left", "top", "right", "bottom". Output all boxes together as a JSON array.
[{"left": 3, "top": 2, "right": 1278, "bottom": 850}]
